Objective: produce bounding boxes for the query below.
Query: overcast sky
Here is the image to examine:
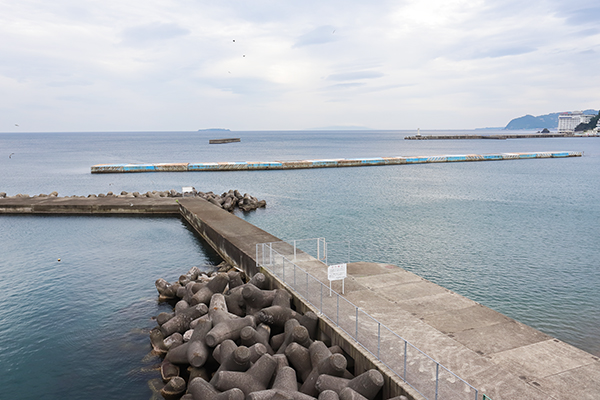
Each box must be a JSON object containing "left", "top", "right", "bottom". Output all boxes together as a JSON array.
[{"left": 1, "top": 0, "right": 599, "bottom": 132}]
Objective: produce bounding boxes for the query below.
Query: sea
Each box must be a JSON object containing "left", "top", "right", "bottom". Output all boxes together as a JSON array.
[{"left": 1, "top": 130, "right": 599, "bottom": 399}]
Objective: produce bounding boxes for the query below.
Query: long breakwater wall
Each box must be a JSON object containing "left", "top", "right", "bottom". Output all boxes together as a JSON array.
[{"left": 90, "top": 151, "right": 582, "bottom": 173}]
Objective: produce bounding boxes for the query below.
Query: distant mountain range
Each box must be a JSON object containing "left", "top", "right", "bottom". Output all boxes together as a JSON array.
[{"left": 505, "top": 110, "right": 598, "bottom": 130}]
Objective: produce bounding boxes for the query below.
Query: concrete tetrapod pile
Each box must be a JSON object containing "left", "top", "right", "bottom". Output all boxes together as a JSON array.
[{"left": 151, "top": 265, "right": 408, "bottom": 400}]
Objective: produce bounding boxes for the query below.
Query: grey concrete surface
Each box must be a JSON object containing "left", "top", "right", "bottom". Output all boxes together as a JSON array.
[
  {"left": 0, "top": 196, "right": 180, "bottom": 214},
  {"left": 346, "top": 262, "right": 600, "bottom": 400}
]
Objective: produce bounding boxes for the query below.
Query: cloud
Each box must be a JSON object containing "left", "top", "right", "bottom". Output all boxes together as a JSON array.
[
  {"left": 326, "top": 71, "right": 384, "bottom": 81},
  {"left": 549, "top": 0, "right": 600, "bottom": 27},
  {"left": 1, "top": 0, "right": 599, "bottom": 131},
  {"left": 325, "top": 82, "right": 365, "bottom": 90},
  {"left": 120, "top": 22, "right": 190, "bottom": 46},
  {"left": 206, "top": 76, "right": 283, "bottom": 97},
  {"left": 470, "top": 46, "right": 537, "bottom": 59},
  {"left": 293, "top": 25, "right": 337, "bottom": 47}
]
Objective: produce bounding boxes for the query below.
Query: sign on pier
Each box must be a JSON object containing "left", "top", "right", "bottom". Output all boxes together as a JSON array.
[{"left": 328, "top": 263, "right": 347, "bottom": 295}]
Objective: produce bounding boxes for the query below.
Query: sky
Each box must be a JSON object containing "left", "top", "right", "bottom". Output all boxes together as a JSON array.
[{"left": 1, "top": 0, "right": 599, "bottom": 132}]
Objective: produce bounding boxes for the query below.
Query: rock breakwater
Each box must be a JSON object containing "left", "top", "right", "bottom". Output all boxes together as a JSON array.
[
  {"left": 150, "top": 265, "right": 407, "bottom": 400},
  {"left": 0, "top": 189, "right": 266, "bottom": 212}
]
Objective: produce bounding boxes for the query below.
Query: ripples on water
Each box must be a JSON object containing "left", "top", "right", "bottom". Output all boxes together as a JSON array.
[
  {"left": 1, "top": 131, "right": 599, "bottom": 398},
  {"left": 0, "top": 215, "right": 220, "bottom": 399}
]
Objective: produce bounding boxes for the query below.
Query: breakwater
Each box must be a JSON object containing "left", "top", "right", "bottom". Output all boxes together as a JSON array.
[
  {"left": 209, "top": 138, "right": 241, "bottom": 144},
  {"left": 177, "top": 198, "right": 600, "bottom": 400},
  {"left": 0, "top": 189, "right": 266, "bottom": 213},
  {"left": 90, "top": 151, "right": 583, "bottom": 173},
  {"left": 404, "top": 133, "right": 599, "bottom": 140}
]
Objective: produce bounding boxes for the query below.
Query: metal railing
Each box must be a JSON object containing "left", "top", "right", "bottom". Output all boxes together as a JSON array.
[{"left": 256, "top": 239, "right": 480, "bottom": 400}]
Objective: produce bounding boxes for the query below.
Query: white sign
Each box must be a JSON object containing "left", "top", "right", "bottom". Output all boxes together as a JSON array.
[
  {"left": 182, "top": 186, "right": 194, "bottom": 197},
  {"left": 328, "top": 263, "right": 347, "bottom": 281}
]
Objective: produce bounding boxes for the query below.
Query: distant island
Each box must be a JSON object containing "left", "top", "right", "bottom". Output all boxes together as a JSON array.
[
  {"left": 198, "top": 128, "right": 231, "bottom": 132},
  {"left": 505, "top": 110, "right": 597, "bottom": 130}
]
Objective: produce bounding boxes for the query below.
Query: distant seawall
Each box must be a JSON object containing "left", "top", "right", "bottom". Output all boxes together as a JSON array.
[
  {"left": 91, "top": 151, "right": 583, "bottom": 173},
  {"left": 404, "top": 133, "right": 598, "bottom": 140}
]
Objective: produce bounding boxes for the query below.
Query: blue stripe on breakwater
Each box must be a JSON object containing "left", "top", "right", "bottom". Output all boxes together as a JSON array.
[
  {"left": 123, "top": 164, "right": 156, "bottom": 172},
  {"left": 483, "top": 154, "right": 503, "bottom": 160},
  {"left": 90, "top": 151, "right": 583, "bottom": 173}
]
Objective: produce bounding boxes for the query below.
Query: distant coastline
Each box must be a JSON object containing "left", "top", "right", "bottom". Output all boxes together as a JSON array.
[
  {"left": 198, "top": 128, "right": 230, "bottom": 132},
  {"left": 405, "top": 132, "right": 598, "bottom": 140},
  {"left": 504, "top": 109, "right": 597, "bottom": 130}
]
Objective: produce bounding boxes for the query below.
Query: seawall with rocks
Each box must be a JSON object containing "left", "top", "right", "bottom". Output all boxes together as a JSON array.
[
  {"left": 150, "top": 264, "right": 408, "bottom": 400},
  {"left": 0, "top": 189, "right": 266, "bottom": 213}
]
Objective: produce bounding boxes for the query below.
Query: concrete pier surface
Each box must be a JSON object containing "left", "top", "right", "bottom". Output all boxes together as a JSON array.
[
  {"left": 2, "top": 195, "right": 599, "bottom": 399},
  {"left": 333, "top": 262, "right": 600, "bottom": 400},
  {"left": 176, "top": 198, "right": 600, "bottom": 400},
  {"left": 90, "top": 151, "right": 582, "bottom": 173},
  {"left": 0, "top": 196, "right": 180, "bottom": 214}
]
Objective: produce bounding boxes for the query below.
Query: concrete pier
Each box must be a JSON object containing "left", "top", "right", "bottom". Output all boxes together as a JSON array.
[
  {"left": 175, "top": 198, "right": 600, "bottom": 400},
  {"left": 0, "top": 196, "right": 180, "bottom": 214},
  {"left": 90, "top": 151, "right": 582, "bottom": 173},
  {"left": 1, "top": 196, "right": 599, "bottom": 399}
]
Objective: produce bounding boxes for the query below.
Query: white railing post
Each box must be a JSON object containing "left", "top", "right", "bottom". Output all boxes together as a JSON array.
[
  {"left": 317, "top": 238, "right": 320, "bottom": 261},
  {"left": 355, "top": 307, "right": 358, "bottom": 339},
  {"left": 435, "top": 363, "right": 439, "bottom": 400},
  {"left": 337, "top": 293, "right": 340, "bottom": 324},
  {"left": 377, "top": 322, "right": 381, "bottom": 359},
  {"left": 320, "top": 283, "right": 323, "bottom": 312},
  {"left": 404, "top": 340, "right": 407, "bottom": 381}
]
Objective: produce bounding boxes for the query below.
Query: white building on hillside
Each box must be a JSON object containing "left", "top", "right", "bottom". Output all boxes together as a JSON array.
[{"left": 558, "top": 111, "right": 593, "bottom": 134}]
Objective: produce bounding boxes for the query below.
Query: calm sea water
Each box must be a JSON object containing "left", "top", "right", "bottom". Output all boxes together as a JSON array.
[{"left": 1, "top": 130, "right": 599, "bottom": 398}]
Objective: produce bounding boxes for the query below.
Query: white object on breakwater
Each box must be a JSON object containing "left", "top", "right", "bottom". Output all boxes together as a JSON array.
[{"left": 91, "top": 151, "right": 584, "bottom": 173}]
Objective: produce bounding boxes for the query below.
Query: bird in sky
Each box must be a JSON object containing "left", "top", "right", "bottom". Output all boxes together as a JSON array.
[
  {"left": 9, "top": 153, "right": 15, "bottom": 158},
  {"left": 15, "top": 124, "right": 19, "bottom": 127}
]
